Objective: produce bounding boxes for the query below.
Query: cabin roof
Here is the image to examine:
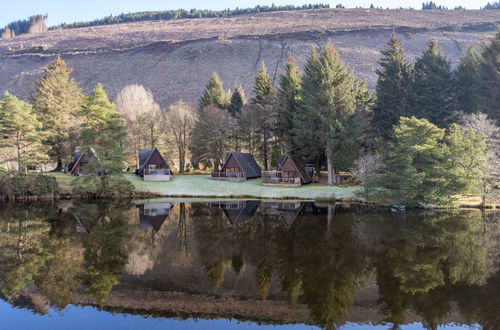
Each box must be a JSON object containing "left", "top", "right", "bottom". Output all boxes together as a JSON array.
[
  {"left": 277, "top": 154, "right": 312, "bottom": 184},
  {"left": 138, "top": 148, "right": 169, "bottom": 173},
  {"left": 224, "top": 152, "right": 261, "bottom": 178},
  {"left": 223, "top": 201, "right": 260, "bottom": 225},
  {"left": 70, "top": 148, "right": 97, "bottom": 175}
]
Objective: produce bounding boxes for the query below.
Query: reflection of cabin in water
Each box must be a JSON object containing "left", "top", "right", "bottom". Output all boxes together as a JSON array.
[
  {"left": 137, "top": 148, "right": 173, "bottom": 182},
  {"left": 261, "top": 202, "right": 305, "bottom": 227},
  {"left": 70, "top": 148, "right": 97, "bottom": 176},
  {"left": 210, "top": 201, "right": 260, "bottom": 225},
  {"left": 211, "top": 152, "right": 261, "bottom": 181},
  {"left": 137, "top": 202, "right": 173, "bottom": 232},
  {"left": 262, "top": 154, "right": 312, "bottom": 187}
]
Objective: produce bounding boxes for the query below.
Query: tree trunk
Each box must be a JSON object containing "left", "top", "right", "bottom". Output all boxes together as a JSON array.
[
  {"left": 54, "top": 157, "right": 63, "bottom": 172},
  {"left": 263, "top": 132, "right": 269, "bottom": 171},
  {"left": 327, "top": 154, "right": 334, "bottom": 186},
  {"left": 179, "top": 147, "right": 185, "bottom": 174}
]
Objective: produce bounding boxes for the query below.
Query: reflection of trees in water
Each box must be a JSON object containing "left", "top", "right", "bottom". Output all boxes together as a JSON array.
[{"left": 0, "top": 202, "right": 498, "bottom": 329}]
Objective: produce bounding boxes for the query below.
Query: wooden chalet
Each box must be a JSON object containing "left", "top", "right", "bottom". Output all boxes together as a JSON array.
[
  {"left": 210, "top": 152, "right": 261, "bottom": 181},
  {"left": 138, "top": 202, "right": 173, "bottom": 232},
  {"left": 210, "top": 201, "right": 260, "bottom": 225},
  {"left": 70, "top": 148, "right": 97, "bottom": 176},
  {"left": 137, "top": 148, "right": 172, "bottom": 182},
  {"left": 261, "top": 154, "right": 312, "bottom": 187}
]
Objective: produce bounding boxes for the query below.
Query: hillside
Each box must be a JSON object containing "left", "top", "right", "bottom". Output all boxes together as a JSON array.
[{"left": 0, "top": 8, "right": 499, "bottom": 107}]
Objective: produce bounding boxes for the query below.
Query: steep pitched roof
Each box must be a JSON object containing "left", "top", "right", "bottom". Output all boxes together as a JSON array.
[
  {"left": 224, "top": 152, "right": 261, "bottom": 178},
  {"left": 138, "top": 148, "right": 169, "bottom": 174},
  {"left": 70, "top": 148, "right": 97, "bottom": 175},
  {"left": 223, "top": 201, "right": 260, "bottom": 225},
  {"left": 278, "top": 154, "right": 312, "bottom": 184}
]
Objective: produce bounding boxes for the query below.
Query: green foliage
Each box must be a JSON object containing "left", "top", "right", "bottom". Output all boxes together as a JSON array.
[
  {"left": 0, "top": 15, "right": 47, "bottom": 39},
  {"left": 476, "top": 28, "right": 500, "bottom": 122},
  {"left": 446, "top": 124, "right": 487, "bottom": 195},
  {"left": 410, "top": 40, "right": 454, "bottom": 127},
  {"left": 0, "top": 172, "right": 58, "bottom": 200},
  {"left": 199, "top": 72, "right": 229, "bottom": 110},
  {"left": 453, "top": 46, "right": 482, "bottom": 114},
  {"left": 363, "top": 117, "right": 465, "bottom": 207},
  {"left": 252, "top": 62, "right": 274, "bottom": 105},
  {"left": 227, "top": 87, "right": 245, "bottom": 115},
  {"left": 374, "top": 33, "right": 413, "bottom": 138},
  {"left": 79, "top": 83, "right": 127, "bottom": 175},
  {"left": 71, "top": 174, "right": 135, "bottom": 199},
  {"left": 0, "top": 91, "right": 48, "bottom": 172},
  {"left": 52, "top": 4, "right": 330, "bottom": 30},
  {"left": 277, "top": 56, "right": 302, "bottom": 152},
  {"left": 32, "top": 56, "right": 83, "bottom": 170}
]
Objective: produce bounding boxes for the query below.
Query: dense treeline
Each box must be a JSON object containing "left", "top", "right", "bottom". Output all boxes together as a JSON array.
[
  {"left": 483, "top": 1, "right": 500, "bottom": 9},
  {"left": 0, "top": 15, "right": 47, "bottom": 40},
  {"left": 52, "top": 4, "right": 330, "bottom": 30}
]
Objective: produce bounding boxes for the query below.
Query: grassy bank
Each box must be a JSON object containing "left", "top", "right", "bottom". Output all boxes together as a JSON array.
[{"left": 126, "top": 174, "right": 359, "bottom": 200}]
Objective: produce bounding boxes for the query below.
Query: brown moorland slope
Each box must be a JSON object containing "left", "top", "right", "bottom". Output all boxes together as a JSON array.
[{"left": 0, "top": 9, "right": 499, "bottom": 107}]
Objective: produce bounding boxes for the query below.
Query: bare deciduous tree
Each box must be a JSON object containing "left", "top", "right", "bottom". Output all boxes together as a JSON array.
[
  {"left": 164, "top": 101, "right": 197, "bottom": 173},
  {"left": 116, "top": 84, "right": 162, "bottom": 168}
]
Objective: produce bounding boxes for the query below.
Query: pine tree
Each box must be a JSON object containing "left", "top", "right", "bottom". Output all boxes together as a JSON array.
[
  {"left": 477, "top": 28, "right": 500, "bottom": 123},
  {"left": 199, "top": 72, "right": 229, "bottom": 110},
  {"left": 293, "top": 42, "right": 357, "bottom": 185},
  {"left": 227, "top": 87, "right": 246, "bottom": 115},
  {"left": 374, "top": 33, "right": 413, "bottom": 138},
  {"left": 0, "top": 92, "right": 48, "bottom": 172},
  {"left": 277, "top": 55, "right": 302, "bottom": 153},
  {"left": 79, "top": 83, "right": 126, "bottom": 174},
  {"left": 32, "top": 56, "right": 83, "bottom": 171},
  {"left": 453, "top": 46, "right": 482, "bottom": 114},
  {"left": 252, "top": 62, "right": 273, "bottom": 105},
  {"left": 410, "top": 39, "right": 454, "bottom": 127}
]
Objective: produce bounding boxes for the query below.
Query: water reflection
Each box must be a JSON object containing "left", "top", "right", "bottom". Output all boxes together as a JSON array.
[{"left": 0, "top": 201, "right": 498, "bottom": 329}]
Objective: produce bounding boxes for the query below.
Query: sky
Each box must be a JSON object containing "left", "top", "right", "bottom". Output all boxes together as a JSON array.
[{"left": 1, "top": 0, "right": 486, "bottom": 27}]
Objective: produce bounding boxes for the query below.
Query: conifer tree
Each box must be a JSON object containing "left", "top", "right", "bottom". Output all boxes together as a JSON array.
[
  {"left": 199, "top": 72, "right": 229, "bottom": 110},
  {"left": 32, "top": 56, "right": 83, "bottom": 171},
  {"left": 79, "top": 83, "right": 126, "bottom": 174},
  {"left": 252, "top": 62, "right": 273, "bottom": 105},
  {"left": 293, "top": 42, "right": 357, "bottom": 185},
  {"left": 410, "top": 39, "right": 454, "bottom": 127},
  {"left": 227, "top": 87, "right": 246, "bottom": 115},
  {"left": 277, "top": 55, "right": 302, "bottom": 153},
  {"left": 0, "top": 92, "right": 48, "bottom": 172},
  {"left": 477, "top": 28, "right": 500, "bottom": 122},
  {"left": 374, "top": 33, "right": 413, "bottom": 138},
  {"left": 453, "top": 46, "right": 482, "bottom": 114}
]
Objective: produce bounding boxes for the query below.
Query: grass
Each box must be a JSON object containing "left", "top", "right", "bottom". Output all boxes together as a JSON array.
[
  {"left": 44, "top": 172, "right": 75, "bottom": 194},
  {"left": 126, "top": 174, "right": 360, "bottom": 200}
]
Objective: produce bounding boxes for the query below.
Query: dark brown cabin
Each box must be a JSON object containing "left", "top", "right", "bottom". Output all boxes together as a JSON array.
[
  {"left": 277, "top": 155, "right": 312, "bottom": 184},
  {"left": 137, "top": 148, "right": 171, "bottom": 177},
  {"left": 211, "top": 152, "right": 261, "bottom": 180},
  {"left": 70, "top": 148, "right": 97, "bottom": 176}
]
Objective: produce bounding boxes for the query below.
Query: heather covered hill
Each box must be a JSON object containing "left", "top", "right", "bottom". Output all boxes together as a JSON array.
[{"left": 0, "top": 8, "right": 499, "bottom": 107}]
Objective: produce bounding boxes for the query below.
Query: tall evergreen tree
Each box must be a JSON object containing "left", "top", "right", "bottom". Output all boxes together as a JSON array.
[
  {"left": 199, "top": 72, "right": 229, "bottom": 110},
  {"left": 252, "top": 62, "right": 273, "bottom": 105},
  {"left": 32, "top": 56, "right": 83, "bottom": 171},
  {"left": 293, "top": 42, "right": 357, "bottom": 185},
  {"left": 251, "top": 62, "right": 275, "bottom": 170},
  {"left": 79, "top": 83, "right": 126, "bottom": 174},
  {"left": 0, "top": 92, "right": 48, "bottom": 172},
  {"left": 277, "top": 55, "right": 302, "bottom": 153},
  {"left": 227, "top": 87, "right": 245, "bottom": 115},
  {"left": 374, "top": 33, "right": 413, "bottom": 138},
  {"left": 410, "top": 39, "right": 454, "bottom": 127},
  {"left": 453, "top": 46, "right": 482, "bottom": 114},
  {"left": 477, "top": 28, "right": 500, "bottom": 123}
]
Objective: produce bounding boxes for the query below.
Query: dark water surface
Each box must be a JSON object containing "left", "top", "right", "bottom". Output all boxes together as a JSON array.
[{"left": 0, "top": 200, "right": 498, "bottom": 329}]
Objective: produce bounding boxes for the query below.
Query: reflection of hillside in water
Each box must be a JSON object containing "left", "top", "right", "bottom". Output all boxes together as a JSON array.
[{"left": 0, "top": 201, "right": 499, "bottom": 329}]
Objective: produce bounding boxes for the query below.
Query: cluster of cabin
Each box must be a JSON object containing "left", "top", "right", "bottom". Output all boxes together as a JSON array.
[{"left": 69, "top": 147, "right": 313, "bottom": 187}]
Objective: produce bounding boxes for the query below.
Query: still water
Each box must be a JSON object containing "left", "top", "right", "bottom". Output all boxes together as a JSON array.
[{"left": 0, "top": 200, "right": 498, "bottom": 330}]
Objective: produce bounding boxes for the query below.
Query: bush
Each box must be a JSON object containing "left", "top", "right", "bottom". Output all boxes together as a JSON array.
[
  {"left": 71, "top": 175, "right": 135, "bottom": 199},
  {"left": 0, "top": 172, "right": 59, "bottom": 200}
]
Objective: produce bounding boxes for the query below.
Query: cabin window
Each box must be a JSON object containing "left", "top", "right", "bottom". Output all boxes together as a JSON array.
[{"left": 226, "top": 167, "right": 239, "bottom": 173}]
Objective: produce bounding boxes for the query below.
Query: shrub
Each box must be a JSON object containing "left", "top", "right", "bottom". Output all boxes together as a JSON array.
[
  {"left": 0, "top": 172, "right": 58, "bottom": 200},
  {"left": 71, "top": 175, "right": 135, "bottom": 199}
]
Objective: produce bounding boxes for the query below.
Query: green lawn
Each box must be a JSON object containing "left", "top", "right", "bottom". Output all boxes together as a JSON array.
[{"left": 127, "top": 174, "right": 359, "bottom": 200}]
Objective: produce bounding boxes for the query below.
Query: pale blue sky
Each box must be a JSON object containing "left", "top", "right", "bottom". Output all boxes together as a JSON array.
[{"left": 1, "top": 0, "right": 486, "bottom": 27}]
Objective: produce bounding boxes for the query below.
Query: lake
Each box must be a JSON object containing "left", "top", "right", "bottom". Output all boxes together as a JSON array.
[{"left": 0, "top": 200, "right": 498, "bottom": 330}]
